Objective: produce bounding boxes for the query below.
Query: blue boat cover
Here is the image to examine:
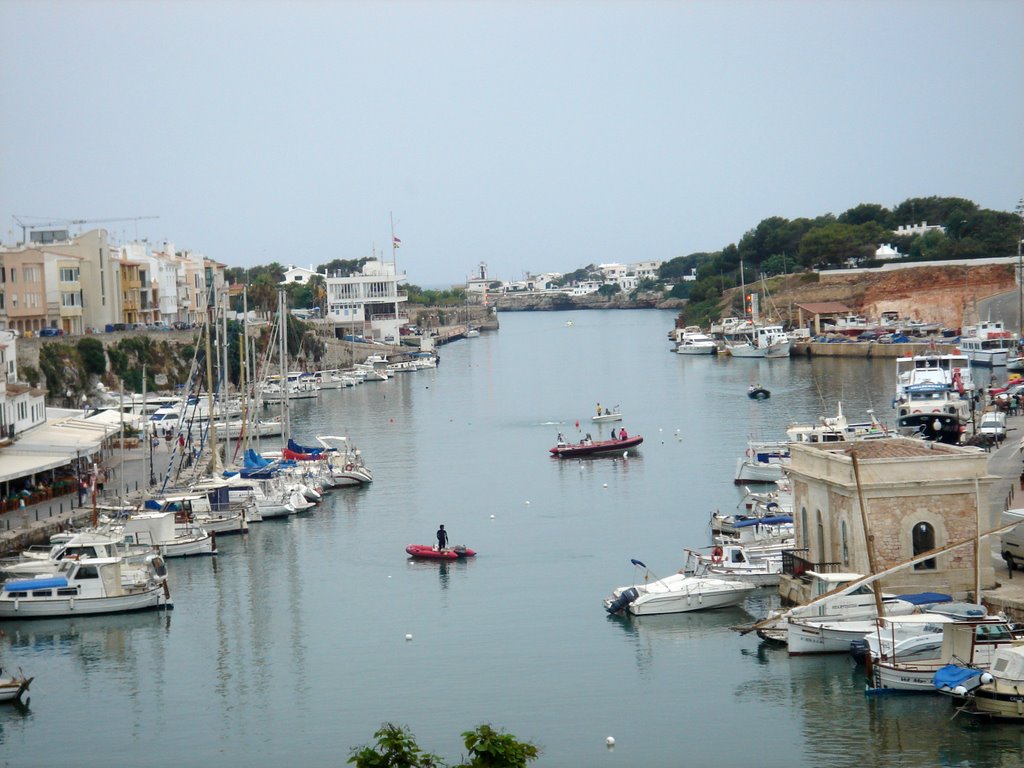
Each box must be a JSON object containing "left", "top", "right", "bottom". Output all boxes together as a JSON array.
[
  {"left": 4, "top": 576, "right": 69, "bottom": 591},
  {"left": 734, "top": 515, "right": 793, "bottom": 528},
  {"left": 895, "top": 592, "right": 952, "bottom": 606},
  {"left": 144, "top": 499, "right": 163, "bottom": 510},
  {"left": 933, "top": 664, "right": 982, "bottom": 692}
]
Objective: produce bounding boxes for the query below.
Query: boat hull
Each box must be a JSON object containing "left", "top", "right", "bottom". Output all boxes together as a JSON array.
[
  {"left": 591, "top": 414, "right": 623, "bottom": 423},
  {"left": 406, "top": 544, "right": 476, "bottom": 560},
  {"left": 550, "top": 436, "right": 643, "bottom": 458},
  {"left": 0, "top": 587, "right": 171, "bottom": 619},
  {"left": 0, "top": 675, "right": 32, "bottom": 703}
]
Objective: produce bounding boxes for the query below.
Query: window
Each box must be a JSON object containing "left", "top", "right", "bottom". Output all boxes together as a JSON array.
[
  {"left": 841, "top": 520, "right": 849, "bottom": 566},
  {"left": 75, "top": 565, "right": 99, "bottom": 579},
  {"left": 60, "top": 267, "right": 79, "bottom": 282},
  {"left": 912, "top": 522, "right": 937, "bottom": 570},
  {"left": 816, "top": 510, "right": 825, "bottom": 561},
  {"left": 801, "top": 507, "right": 808, "bottom": 549}
]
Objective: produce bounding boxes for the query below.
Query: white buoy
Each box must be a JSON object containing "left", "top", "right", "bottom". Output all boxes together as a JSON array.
[
  {"left": 490, "top": 514, "right": 495, "bottom": 519},
  {"left": 606, "top": 736, "right": 615, "bottom": 748},
  {"left": 603, "top": 483, "right": 608, "bottom": 488},
  {"left": 405, "top": 634, "right": 413, "bottom": 641},
  {"left": 525, "top": 500, "right": 530, "bottom": 505}
]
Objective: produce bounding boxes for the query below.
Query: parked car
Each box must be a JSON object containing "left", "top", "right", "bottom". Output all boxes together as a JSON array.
[{"left": 39, "top": 327, "right": 64, "bottom": 337}]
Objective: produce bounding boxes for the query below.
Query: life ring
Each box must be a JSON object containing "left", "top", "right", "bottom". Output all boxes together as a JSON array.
[
  {"left": 345, "top": 463, "right": 354, "bottom": 472},
  {"left": 711, "top": 546, "right": 724, "bottom": 565},
  {"left": 913, "top": 409, "right": 921, "bottom": 414}
]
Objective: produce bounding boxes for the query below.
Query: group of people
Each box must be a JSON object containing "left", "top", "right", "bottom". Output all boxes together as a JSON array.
[{"left": 610, "top": 427, "right": 629, "bottom": 441}]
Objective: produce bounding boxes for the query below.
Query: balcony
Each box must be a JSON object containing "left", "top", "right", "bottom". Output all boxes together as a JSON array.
[{"left": 781, "top": 549, "right": 843, "bottom": 579}]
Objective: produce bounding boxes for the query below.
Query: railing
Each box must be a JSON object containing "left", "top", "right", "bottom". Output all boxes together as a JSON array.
[{"left": 782, "top": 549, "right": 843, "bottom": 578}]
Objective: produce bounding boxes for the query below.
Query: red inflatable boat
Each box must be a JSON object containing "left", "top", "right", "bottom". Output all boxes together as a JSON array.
[{"left": 406, "top": 544, "right": 476, "bottom": 560}]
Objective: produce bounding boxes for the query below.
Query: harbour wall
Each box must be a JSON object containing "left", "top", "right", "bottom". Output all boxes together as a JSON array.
[{"left": 791, "top": 341, "right": 960, "bottom": 359}]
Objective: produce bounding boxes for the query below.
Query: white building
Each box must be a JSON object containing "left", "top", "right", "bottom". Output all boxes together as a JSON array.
[
  {"left": 570, "top": 281, "right": 602, "bottom": 296},
  {"left": 875, "top": 243, "right": 904, "bottom": 261},
  {"left": 324, "top": 258, "right": 408, "bottom": 342},
  {"left": 631, "top": 260, "right": 662, "bottom": 280},
  {"left": 894, "top": 221, "right": 946, "bottom": 237},
  {"left": 282, "top": 265, "right": 321, "bottom": 285}
]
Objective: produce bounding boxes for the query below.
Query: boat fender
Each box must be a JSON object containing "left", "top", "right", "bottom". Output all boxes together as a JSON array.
[
  {"left": 711, "top": 546, "right": 724, "bottom": 565},
  {"left": 606, "top": 587, "right": 640, "bottom": 614}
]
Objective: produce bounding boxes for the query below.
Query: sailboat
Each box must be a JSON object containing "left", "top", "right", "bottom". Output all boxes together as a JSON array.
[{"left": 724, "top": 261, "right": 792, "bottom": 358}]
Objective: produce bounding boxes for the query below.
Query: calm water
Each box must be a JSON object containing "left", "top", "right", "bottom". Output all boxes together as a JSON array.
[{"left": 3, "top": 310, "right": 1024, "bottom": 768}]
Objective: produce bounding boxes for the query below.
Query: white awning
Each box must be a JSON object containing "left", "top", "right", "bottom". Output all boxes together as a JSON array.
[
  {"left": 0, "top": 452, "right": 74, "bottom": 483},
  {"left": 11, "top": 414, "right": 120, "bottom": 455}
]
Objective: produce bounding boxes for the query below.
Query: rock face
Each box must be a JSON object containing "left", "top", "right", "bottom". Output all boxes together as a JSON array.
[{"left": 738, "top": 264, "right": 1016, "bottom": 329}]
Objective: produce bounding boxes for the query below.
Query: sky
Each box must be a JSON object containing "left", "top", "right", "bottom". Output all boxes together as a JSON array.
[{"left": 1, "top": 0, "right": 1022, "bottom": 287}]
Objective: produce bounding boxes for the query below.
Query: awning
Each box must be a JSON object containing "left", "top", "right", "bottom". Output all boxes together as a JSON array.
[{"left": 0, "top": 452, "right": 74, "bottom": 483}]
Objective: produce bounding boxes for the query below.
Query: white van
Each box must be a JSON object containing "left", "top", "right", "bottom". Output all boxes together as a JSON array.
[
  {"left": 1000, "top": 509, "right": 1024, "bottom": 570},
  {"left": 979, "top": 410, "right": 1007, "bottom": 441}
]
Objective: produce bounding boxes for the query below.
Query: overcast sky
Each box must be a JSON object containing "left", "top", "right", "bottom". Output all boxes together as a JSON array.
[{"left": 1, "top": 0, "right": 1021, "bottom": 286}]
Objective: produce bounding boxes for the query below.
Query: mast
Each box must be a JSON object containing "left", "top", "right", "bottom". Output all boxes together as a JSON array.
[
  {"left": 205, "top": 298, "right": 222, "bottom": 474},
  {"left": 118, "top": 378, "right": 126, "bottom": 507},
  {"left": 851, "top": 452, "right": 886, "bottom": 620},
  {"left": 222, "top": 286, "right": 231, "bottom": 468},
  {"left": 278, "top": 287, "right": 290, "bottom": 444}
]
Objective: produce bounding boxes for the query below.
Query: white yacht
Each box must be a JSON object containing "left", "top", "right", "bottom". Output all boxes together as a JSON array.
[
  {"left": 673, "top": 327, "right": 718, "bottom": 355},
  {"left": 958, "top": 319, "right": 1018, "bottom": 368},
  {"left": 604, "top": 571, "right": 755, "bottom": 616}
]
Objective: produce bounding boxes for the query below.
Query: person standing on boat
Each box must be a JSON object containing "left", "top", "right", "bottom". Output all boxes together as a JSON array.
[
  {"left": 619, "top": 427, "right": 628, "bottom": 441},
  {"left": 436, "top": 524, "right": 448, "bottom": 551},
  {"left": 596, "top": 402, "right": 602, "bottom": 417}
]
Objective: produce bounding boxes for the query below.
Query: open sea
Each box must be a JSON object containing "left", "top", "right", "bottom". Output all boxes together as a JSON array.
[{"left": 3, "top": 309, "right": 1024, "bottom": 767}]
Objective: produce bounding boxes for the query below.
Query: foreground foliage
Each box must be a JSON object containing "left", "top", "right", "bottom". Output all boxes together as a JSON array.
[{"left": 348, "top": 723, "right": 539, "bottom": 768}]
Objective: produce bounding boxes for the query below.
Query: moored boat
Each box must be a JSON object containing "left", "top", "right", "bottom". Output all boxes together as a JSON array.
[
  {"left": 604, "top": 565, "right": 755, "bottom": 616},
  {"left": 0, "top": 555, "right": 172, "bottom": 619},
  {"left": 0, "top": 668, "right": 32, "bottom": 704}
]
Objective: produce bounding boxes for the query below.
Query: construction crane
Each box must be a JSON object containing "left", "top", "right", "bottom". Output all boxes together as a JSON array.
[{"left": 11, "top": 215, "right": 160, "bottom": 244}]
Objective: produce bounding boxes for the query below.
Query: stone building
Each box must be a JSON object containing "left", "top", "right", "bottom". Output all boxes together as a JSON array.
[{"left": 783, "top": 437, "right": 997, "bottom": 602}]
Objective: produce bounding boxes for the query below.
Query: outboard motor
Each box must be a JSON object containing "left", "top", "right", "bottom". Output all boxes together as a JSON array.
[
  {"left": 606, "top": 587, "right": 640, "bottom": 614},
  {"left": 453, "top": 545, "right": 467, "bottom": 555}
]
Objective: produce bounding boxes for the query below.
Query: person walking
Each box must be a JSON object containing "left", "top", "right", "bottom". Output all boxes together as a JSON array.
[{"left": 436, "top": 524, "right": 448, "bottom": 551}]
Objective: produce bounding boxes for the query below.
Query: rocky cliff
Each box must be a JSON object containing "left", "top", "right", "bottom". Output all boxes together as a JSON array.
[{"left": 755, "top": 264, "right": 1016, "bottom": 329}]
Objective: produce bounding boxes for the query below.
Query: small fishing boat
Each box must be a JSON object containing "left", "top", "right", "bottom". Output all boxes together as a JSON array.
[
  {"left": 406, "top": 544, "right": 476, "bottom": 560},
  {"left": 592, "top": 405, "right": 623, "bottom": 423},
  {"left": 0, "top": 668, "right": 32, "bottom": 704},
  {"left": 747, "top": 385, "right": 770, "bottom": 400},
  {"left": 549, "top": 434, "right": 643, "bottom": 458}
]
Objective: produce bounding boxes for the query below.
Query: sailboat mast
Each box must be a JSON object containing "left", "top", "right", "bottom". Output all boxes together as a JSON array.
[
  {"left": 205, "top": 298, "right": 221, "bottom": 474},
  {"left": 278, "top": 288, "right": 290, "bottom": 443},
  {"left": 222, "top": 287, "right": 231, "bottom": 468},
  {"left": 851, "top": 452, "right": 886, "bottom": 619}
]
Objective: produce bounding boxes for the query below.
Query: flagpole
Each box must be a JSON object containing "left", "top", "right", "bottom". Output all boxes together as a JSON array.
[{"left": 390, "top": 211, "right": 400, "bottom": 335}]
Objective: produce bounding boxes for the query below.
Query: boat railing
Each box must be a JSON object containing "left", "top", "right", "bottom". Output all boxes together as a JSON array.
[{"left": 782, "top": 549, "right": 843, "bottom": 579}]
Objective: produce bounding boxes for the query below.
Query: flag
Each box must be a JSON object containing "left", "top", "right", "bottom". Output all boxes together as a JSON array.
[{"left": 393, "top": 236, "right": 401, "bottom": 248}]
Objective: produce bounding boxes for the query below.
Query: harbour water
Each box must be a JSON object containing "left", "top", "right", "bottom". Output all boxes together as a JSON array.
[{"left": 3, "top": 309, "right": 1024, "bottom": 767}]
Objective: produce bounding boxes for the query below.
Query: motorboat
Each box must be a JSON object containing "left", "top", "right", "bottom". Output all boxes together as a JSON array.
[
  {"left": 0, "top": 530, "right": 154, "bottom": 579},
  {"left": 733, "top": 440, "right": 789, "bottom": 484},
  {"left": 866, "top": 615, "right": 1021, "bottom": 693},
  {"left": 785, "top": 402, "right": 889, "bottom": 445},
  {"left": 894, "top": 352, "right": 975, "bottom": 400},
  {"left": 550, "top": 433, "right": 643, "bottom": 458},
  {"left": 117, "top": 511, "right": 216, "bottom": 558},
  {"left": 671, "top": 326, "right": 718, "bottom": 355},
  {"left": 958, "top": 319, "right": 1018, "bottom": 368},
  {"left": 406, "top": 544, "right": 476, "bottom": 560},
  {"left": 592, "top": 405, "right": 623, "bottom": 423},
  {"left": 604, "top": 568, "right": 755, "bottom": 616},
  {"left": 0, "top": 554, "right": 172, "bottom": 619},
  {"left": 894, "top": 382, "right": 971, "bottom": 444},
  {"left": 785, "top": 591, "right": 953, "bottom": 656},
  {"left": 747, "top": 385, "right": 770, "bottom": 400},
  {"left": 934, "top": 644, "right": 1024, "bottom": 718},
  {"left": 682, "top": 545, "right": 783, "bottom": 587},
  {"left": 0, "top": 668, "right": 32, "bottom": 704}
]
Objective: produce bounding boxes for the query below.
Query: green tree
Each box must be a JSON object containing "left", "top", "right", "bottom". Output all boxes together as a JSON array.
[
  {"left": 348, "top": 723, "right": 443, "bottom": 768},
  {"left": 597, "top": 283, "right": 621, "bottom": 297},
  {"left": 76, "top": 337, "right": 107, "bottom": 376},
  {"left": 459, "top": 724, "right": 539, "bottom": 768}
]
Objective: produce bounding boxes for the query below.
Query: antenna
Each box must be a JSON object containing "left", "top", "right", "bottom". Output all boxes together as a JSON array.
[{"left": 11, "top": 215, "right": 160, "bottom": 244}]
